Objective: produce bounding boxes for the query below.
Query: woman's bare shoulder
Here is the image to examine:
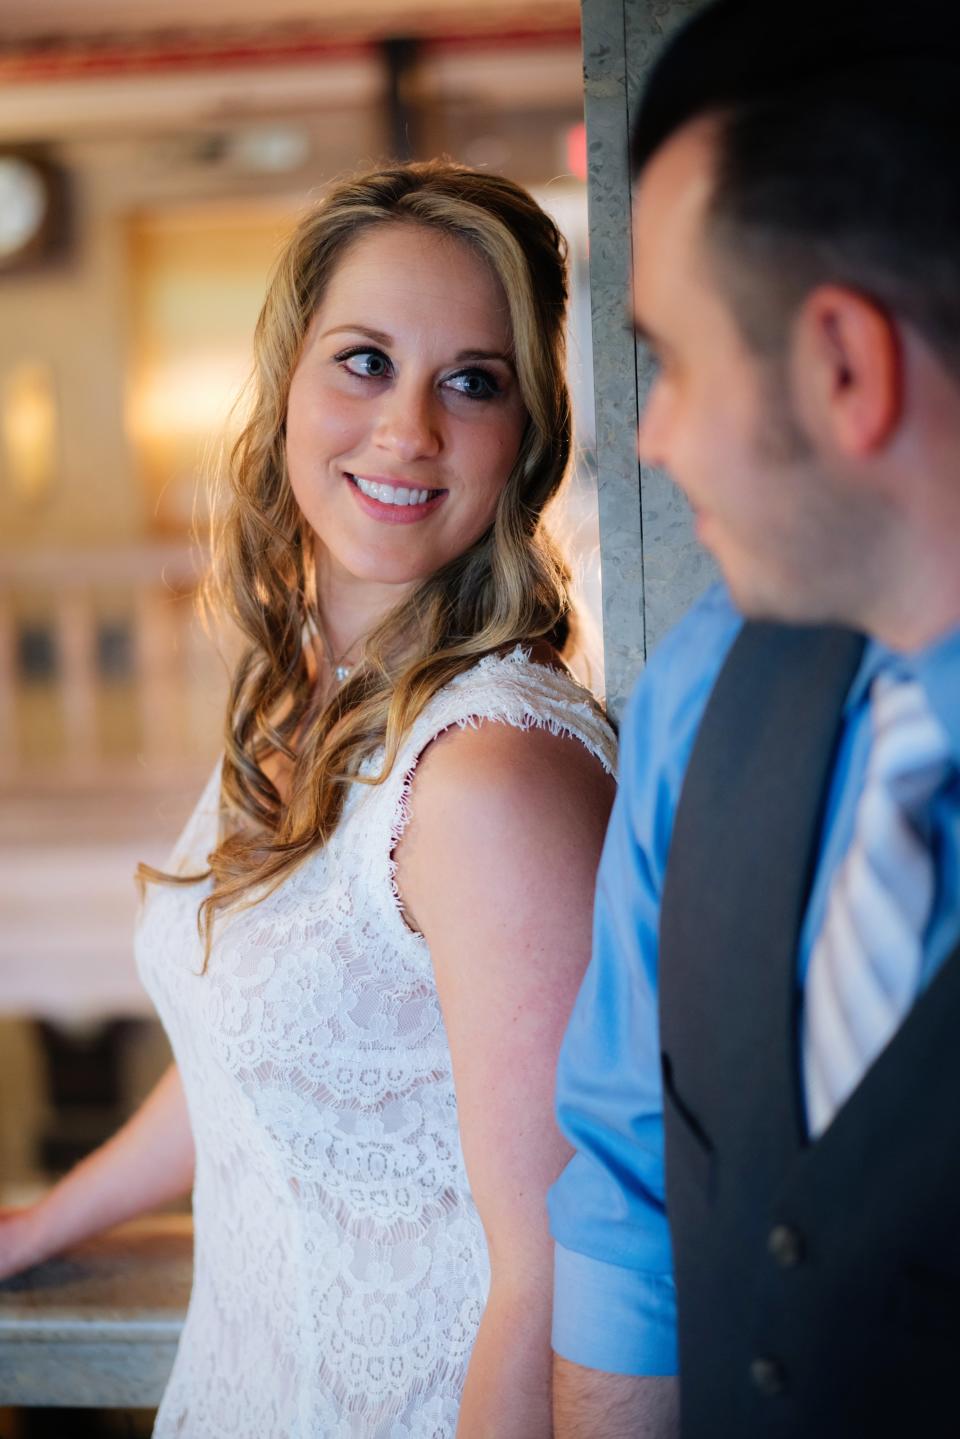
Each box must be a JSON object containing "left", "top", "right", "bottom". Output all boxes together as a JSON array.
[
  {"left": 395, "top": 715, "right": 615, "bottom": 912},
  {"left": 417, "top": 715, "right": 612, "bottom": 814}
]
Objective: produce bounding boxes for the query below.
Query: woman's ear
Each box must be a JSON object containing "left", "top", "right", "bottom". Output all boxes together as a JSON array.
[{"left": 790, "top": 284, "right": 903, "bottom": 457}]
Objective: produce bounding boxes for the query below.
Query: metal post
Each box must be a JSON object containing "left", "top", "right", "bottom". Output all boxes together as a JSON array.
[{"left": 580, "top": 0, "right": 714, "bottom": 719}]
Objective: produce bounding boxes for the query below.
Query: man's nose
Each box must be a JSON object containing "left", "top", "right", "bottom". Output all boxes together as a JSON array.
[
  {"left": 636, "top": 378, "right": 669, "bottom": 470},
  {"left": 373, "top": 379, "right": 442, "bottom": 463}
]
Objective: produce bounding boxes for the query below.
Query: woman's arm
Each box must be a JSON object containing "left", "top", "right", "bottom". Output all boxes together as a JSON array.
[
  {"left": 395, "top": 722, "right": 615, "bottom": 1439},
  {"left": 0, "top": 1061, "right": 194, "bottom": 1282}
]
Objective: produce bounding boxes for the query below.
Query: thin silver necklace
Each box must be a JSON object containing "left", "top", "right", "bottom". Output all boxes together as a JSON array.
[{"left": 304, "top": 611, "right": 357, "bottom": 686}]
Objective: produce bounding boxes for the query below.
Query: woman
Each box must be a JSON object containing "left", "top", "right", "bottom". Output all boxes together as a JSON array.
[{"left": 0, "top": 162, "right": 616, "bottom": 1437}]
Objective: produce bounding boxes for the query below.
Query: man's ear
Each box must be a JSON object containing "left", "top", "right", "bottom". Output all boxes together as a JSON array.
[{"left": 790, "top": 285, "right": 903, "bottom": 457}]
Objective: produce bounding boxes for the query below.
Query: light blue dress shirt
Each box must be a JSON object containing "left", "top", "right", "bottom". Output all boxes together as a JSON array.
[{"left": 549, "top": 583, "right": 960, "bottom": 1377}]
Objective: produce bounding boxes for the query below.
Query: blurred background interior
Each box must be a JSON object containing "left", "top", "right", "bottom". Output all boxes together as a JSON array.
[
  {"left": 0, "top": 3, "right": 602, "bottom": 1429},
  {"left": 0, "top": 0, "right": 598, "bottom": 1315}
]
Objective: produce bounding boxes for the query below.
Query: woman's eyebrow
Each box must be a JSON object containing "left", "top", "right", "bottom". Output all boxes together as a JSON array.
[
  {"left": 320, "top": 326, "right": 515, "bottom": 370},
  {"left": 320, "top": 323, "right": 393, "bottom": 344},
  {"left": 454, "top": 349, "right": 514, "bottom": 367}
]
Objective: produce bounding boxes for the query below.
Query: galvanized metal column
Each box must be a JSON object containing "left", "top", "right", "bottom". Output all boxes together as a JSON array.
[{"left": 581, "top": 0, "right": 714, "bottom": 719}]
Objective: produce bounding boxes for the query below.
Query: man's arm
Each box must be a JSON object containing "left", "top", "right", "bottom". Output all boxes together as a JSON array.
[
  {"left": 547, "top": 709, "right": 679, "bottom": 1403},
  {"left": 553, "top": 1358, "right": 679, "bottom": 1439},
  {"left": 548, "top": 587, "right": 742, "bottom": 1432}
]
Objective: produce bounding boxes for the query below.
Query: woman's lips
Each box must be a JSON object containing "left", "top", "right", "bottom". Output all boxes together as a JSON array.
[{"left": 345, "top": 472, "right": 448, "bottom": 525}]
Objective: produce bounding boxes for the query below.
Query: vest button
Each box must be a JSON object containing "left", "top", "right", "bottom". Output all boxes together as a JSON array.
[
  {"left": 768, "top": 1223, "right": 805, "bottom": 1268},
  {"left": 750, "top": 1356, "right": 787, "bottom": 1396}
]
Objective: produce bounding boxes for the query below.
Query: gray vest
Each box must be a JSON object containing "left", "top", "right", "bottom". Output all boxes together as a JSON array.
[{"left": 659, "top": 621, "right": 960, "bottom": 1437}]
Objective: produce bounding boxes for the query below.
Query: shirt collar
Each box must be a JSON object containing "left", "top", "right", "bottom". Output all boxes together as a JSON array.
[
  {"left": 908, "top": 624, "right": 960, "bottom": 761},
  {"left": 843, "top": 638, "right": 892, "bottom": 718},
  {"left": 844, "top": 623, "right": 960, "bottom": 761}
]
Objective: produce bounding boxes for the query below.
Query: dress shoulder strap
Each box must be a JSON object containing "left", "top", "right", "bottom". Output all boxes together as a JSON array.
[{"left": 399, "top": 645, "right": 617, "bottom": 779}]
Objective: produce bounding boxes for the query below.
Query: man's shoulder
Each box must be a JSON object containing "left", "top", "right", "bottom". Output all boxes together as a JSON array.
[{"left": 619, "top": 583, "right": 743, "bottom": 765}]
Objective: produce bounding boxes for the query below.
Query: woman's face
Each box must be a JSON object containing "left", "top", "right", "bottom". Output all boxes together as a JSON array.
[{"left": 285, "top": 222, "right": 529, "bottom": 592}]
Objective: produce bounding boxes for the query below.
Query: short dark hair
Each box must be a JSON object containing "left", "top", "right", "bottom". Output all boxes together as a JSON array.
[{"left": 631, "top": 0, "right": 960, "bottom": 375}]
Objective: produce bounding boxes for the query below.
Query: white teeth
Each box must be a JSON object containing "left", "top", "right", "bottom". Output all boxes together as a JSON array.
[{"left": 353, "top": 475, "right": 435, "bottom": 506}]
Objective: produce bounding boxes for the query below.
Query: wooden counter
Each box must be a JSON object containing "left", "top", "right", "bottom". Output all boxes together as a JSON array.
[{"left": 0, "top": 1216, "right": 191, "bottom": 1407}]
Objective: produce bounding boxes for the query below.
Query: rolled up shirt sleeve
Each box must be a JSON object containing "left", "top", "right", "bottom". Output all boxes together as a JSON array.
[{"left": 549, "top": 585, "right": 741, "bottom": 1376}]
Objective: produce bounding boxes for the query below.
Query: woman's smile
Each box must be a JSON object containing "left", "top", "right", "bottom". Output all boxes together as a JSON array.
[{"left": 345, "top": 470, "right": 449, "bottom": 524}]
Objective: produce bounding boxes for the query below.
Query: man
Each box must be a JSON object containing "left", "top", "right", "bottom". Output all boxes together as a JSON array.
[{"left": 549, "top": 2, "right": 960, "bottom": 1435}]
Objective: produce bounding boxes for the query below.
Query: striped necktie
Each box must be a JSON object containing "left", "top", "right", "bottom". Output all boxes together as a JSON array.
[{"left": 802, "top": 673, "right": 953, "bottom": 1139}]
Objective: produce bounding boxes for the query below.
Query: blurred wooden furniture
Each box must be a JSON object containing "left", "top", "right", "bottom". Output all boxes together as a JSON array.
[{"left": 0, "top": 544, "right": 223, "bottom": 1017}]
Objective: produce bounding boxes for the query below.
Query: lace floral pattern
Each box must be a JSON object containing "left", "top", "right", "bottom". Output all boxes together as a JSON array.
[{"left": 135, "top": 650, "right": 617, "bottom": 1438}]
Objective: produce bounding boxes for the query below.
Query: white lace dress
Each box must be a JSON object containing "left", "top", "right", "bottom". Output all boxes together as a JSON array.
[{"left": 135, "top": 649, "right": 616, "bottom": 1439}]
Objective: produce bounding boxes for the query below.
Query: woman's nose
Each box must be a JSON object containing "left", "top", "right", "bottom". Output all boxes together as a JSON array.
[{"left": 373, "top": 380, "right": 442, "bottom": 462}]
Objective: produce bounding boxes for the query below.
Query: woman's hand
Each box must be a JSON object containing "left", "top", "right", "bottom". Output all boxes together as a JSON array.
[
  {"left": 0, "top": 1064, "right": 194, "bottom": 1283},
  {"left": 0, "top": 1205, "right": 44, "bottom": 1283},
  {"left": 395, "top": 720, "right": 615, "bottom": 1439}
]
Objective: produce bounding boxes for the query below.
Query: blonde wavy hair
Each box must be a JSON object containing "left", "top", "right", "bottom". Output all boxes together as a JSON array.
[{"left": 142, "top": 159, "right": 584, "bottom": 953}]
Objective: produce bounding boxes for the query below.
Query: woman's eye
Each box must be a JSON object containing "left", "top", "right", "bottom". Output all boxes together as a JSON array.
[
  {"left": 445, "top": 369, "right": 501, "bottom": 401},
  {"left": 338, "top": 349, "right": 392, "bottom": 380}
]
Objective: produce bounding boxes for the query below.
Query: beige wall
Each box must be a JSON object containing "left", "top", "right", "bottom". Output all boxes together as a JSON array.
[
  {"left": 0, "top": 148, "right": 142, "bottom": 549},
  {"left": 128, "top": 203, "right": 294, "bottom": 533}
]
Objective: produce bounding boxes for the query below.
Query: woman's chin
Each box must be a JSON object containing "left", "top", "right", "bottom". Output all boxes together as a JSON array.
[{"left": 316, "top": 539, "right": 443, "bottom": 591}]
